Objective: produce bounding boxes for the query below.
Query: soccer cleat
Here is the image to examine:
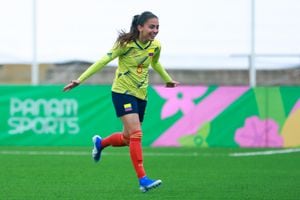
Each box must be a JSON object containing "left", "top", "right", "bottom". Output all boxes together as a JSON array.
[
  {"left": 139, "top": 176, "right": 162, "bottom": 193},
  {"left": 92, "top": 135, "right": 102, "bottom": 162}
]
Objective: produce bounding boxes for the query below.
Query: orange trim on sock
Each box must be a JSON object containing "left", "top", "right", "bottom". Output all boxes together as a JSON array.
[
  {"left": 130, "top": 130, "right": 141, "bottom": 135},
  {"left": 130, "top": 130, "right": 142, "bottom": 139}
]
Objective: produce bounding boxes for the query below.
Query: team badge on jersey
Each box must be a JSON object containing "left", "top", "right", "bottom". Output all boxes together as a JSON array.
[{"left": 148, "top": 49, "right": 155, "bottom": 57}]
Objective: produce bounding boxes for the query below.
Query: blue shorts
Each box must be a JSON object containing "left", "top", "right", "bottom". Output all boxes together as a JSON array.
[{"left": 111, "top": 92, "right": 147, "bottom": 122}]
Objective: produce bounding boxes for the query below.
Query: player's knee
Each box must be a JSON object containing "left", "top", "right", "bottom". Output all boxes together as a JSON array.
[{"left": 129, "top": 129, "right": 142, "bottom": 140}]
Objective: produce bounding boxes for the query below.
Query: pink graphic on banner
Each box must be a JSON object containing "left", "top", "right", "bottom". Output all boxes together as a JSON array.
[
  {"left": 152, "top": 86, "right": 249, "bottom": 146},
  {"left": 234, "top": 116, "right": 283, "bottom": 147},
  {"left": 290, "top": 99, "right": 300, "bottom": 114},
  {"left": 154, "top": 86, "right": 208, "bottom": 119}
]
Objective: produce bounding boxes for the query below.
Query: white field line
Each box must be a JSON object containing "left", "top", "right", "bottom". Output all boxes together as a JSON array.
[
  {"left": 229, "top": 148, "right": 300, "bottom": 157},
  {"left": 1, "top": 148, "right": 299, "bottom": 157},
  {"left": 0, "top": 150, "right": 90, "bottom": 156},
  {"left": 0, "top": 150, "right": 216, "bottom": 157}
]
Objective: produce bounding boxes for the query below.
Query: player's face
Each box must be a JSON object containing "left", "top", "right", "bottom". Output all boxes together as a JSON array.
[{"left": 138, "top": 18, "right": 159, "bottom": 43}]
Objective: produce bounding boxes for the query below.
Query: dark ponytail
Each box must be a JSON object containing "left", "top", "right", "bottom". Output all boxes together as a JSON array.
[{"left": 116, "top": 11, "right": 158, "bottom": 47}]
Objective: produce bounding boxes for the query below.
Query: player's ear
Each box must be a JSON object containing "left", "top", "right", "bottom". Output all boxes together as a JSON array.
[{"left": 137, "top": 24, "right": 143, "bottom": 32}]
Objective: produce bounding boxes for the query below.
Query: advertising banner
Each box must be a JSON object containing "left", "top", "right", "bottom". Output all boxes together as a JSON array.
[{"left": 1, "top": 85, "right": 300, "bottom": 147}]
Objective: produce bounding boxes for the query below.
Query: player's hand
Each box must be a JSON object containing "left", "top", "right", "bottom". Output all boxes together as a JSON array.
[
  {"left": 63, "top": 80, "right": 80, "bottom": 92},
  {"left": 166, "top": 80, "right": 179, "bottom": 88}
]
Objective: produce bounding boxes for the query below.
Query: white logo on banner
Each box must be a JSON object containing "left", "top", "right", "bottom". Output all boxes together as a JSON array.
[{"left": 8, "top": 98, "right": 80, "bottom": 135}]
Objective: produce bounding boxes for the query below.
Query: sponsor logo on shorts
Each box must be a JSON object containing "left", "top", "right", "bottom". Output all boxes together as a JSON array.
[{"left": 124, "top": 103, "right": 132, "bottom": 112}]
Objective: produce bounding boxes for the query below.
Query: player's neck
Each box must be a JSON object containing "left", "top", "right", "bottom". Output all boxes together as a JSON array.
[{"left": 137, "top": 37, "right": 150, "bottom": 44}]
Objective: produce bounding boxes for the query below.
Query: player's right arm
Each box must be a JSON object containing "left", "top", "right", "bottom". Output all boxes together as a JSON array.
[
  {"left": 63, "top": 43, "right": 125, "bottom": 92},
  {"left": 78, "top": 44, "right": 125, "bottom": 83}
]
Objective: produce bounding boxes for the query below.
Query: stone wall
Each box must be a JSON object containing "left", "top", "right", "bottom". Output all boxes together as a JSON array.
[{"left": 1, "top": 62, "right": 300, "bottom": 85}]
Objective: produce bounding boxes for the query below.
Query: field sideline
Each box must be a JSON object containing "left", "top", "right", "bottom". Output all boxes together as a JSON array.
[{"left": 1, "top": 147, "right": 300, "bottom": 200}]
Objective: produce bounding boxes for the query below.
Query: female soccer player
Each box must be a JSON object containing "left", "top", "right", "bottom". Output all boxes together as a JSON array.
[{"left": 63, "top": 11, "right": 178, "bottom": 192}]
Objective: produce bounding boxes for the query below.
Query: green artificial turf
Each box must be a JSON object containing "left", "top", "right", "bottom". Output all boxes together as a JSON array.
[{"left": 0, "top": 147, "right": 299, "bottom": 200}]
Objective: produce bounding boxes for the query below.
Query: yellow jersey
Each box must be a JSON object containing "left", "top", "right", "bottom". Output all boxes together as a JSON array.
[{"left": 78, "top": 39, "right": 172, "bottom": 100}]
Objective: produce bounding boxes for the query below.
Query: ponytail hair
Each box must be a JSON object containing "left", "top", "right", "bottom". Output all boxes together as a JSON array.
[{"left": 116, "top": 11, "right": 158, "bottom": 47}]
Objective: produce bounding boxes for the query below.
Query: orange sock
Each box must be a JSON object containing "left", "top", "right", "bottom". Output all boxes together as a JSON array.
[
  {"left": 129, "top": 130, "right": 146, "bottom": 178},
  {"left": 101, "top": 133, "right": 128, "bottom": 148}
]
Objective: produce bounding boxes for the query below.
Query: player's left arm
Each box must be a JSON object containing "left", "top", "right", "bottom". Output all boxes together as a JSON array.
[{"left": 151, "top": 46, "right": 179, "bottom": 88}]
